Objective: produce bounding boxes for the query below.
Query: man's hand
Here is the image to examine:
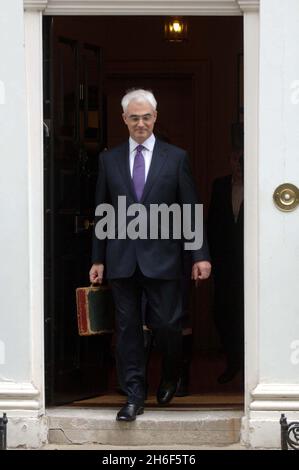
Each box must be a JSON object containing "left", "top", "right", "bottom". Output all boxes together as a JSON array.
[
  {"left": 89, "top": 263, "right": 104, "bottom": 284},
  {"left": 191, "top": 261, "right": 211, "bottom": 285}
]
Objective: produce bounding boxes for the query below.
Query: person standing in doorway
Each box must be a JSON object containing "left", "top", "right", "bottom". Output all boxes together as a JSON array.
[
  {"left": 90, "top": 89, "right": 211, "bottom": 421},
  {"left": 208, "top": 150, "right": 244, "bottom": 384}
]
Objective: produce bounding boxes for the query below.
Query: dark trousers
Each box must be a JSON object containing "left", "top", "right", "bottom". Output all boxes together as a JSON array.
[
  {"left": 213, "top": 264, "right": 244, "bottom": 368},
  {"left": 109, "top": 267, "right": 182, "bottom": 405}
]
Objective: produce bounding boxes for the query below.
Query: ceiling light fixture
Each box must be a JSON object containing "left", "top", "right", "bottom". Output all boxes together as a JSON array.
[{"left": 164, "top": 17, "right": 188, "bottom": 42}]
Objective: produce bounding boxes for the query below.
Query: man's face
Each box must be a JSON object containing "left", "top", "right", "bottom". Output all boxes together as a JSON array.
[{"left": 122, "top": 100, "right": 157, "bottom": 143}]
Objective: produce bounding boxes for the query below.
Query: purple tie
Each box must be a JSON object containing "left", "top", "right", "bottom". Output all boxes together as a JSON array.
[{"left": 132, "top": 144, "right": 145, "bottom": 201}]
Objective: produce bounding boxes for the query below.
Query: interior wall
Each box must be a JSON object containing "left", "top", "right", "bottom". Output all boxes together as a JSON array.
[{"left": 53, "top": 16, "right": 243, "bottom": 200}]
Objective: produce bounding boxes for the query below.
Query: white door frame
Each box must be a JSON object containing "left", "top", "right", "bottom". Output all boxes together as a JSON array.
[{"left": 23, "top": 0, "right": 260, "bottom": 446}]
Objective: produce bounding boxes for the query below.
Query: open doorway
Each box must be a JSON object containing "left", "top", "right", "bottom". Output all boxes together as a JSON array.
[{"left": 43, "top": 15, "right": 244, "bottom": 407}]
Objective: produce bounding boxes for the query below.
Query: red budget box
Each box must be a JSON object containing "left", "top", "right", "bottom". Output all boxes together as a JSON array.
[{"left": 76, "top": 284, "right": 115, "bottom": 336}]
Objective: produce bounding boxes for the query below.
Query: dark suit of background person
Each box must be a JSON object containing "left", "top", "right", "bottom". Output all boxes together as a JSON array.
[
  {"left": 90, "top": 89, "right": 211, "bottom": 421},
  {"left": 207, "top": 151, "right": 244, "bottom": 384}
]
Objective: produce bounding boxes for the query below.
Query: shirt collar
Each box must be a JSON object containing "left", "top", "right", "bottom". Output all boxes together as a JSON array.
[{"left": 129, "top": 133, "right": 156, "bottom": 153}]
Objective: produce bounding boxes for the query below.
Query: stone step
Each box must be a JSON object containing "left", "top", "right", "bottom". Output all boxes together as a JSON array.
[{"left": 47, "top": 407, "right": 242, "bottom": 446}]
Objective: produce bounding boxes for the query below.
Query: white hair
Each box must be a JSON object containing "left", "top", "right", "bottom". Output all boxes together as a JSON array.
[{"left": 121, "top": 89, "right": 157, "bottom": 113}]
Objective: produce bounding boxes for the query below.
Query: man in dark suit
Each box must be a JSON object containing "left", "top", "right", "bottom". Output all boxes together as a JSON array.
[
  {"left": 208, "top": 151, "right": 244, "bottom": 384},
  {"left": 89, "top": 89, "right": 211, "bottom": 421}
]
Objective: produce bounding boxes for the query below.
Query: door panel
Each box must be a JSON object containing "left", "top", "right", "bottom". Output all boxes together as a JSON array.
[
  {"left": 43, "top": 17, "right": 110, "bottom": 405},
  {"left": 57, "top": 38, "right": 78, "bottom": 140}
]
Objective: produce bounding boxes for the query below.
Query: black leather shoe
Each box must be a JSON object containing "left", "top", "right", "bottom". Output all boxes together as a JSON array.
[
  {"left": 116, "top": 403, "right": 144, "bottom": 422},
  {"left": 157, "top": 381, "right": 177, "bottom": 405}
]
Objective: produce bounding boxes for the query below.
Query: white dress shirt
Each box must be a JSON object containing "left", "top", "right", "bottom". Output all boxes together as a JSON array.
[{"left": 129, "top": 134, "right": 156, "bottom": 181}]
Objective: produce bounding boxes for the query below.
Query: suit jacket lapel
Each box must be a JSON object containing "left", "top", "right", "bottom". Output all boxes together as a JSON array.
[
  {"left": 140, "top": 139, "right": 169, "bottom": 203},
  {"left": 116, "top": 141, "right": 137, "bottom": 202}
]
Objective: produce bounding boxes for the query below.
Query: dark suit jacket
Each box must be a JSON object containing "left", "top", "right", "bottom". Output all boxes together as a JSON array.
[
  {"left": 92, "top": 138, "right": 210, "bottom": 280},
  {"left": 207, "top": 175, "right": 243, "bottom": 279}
]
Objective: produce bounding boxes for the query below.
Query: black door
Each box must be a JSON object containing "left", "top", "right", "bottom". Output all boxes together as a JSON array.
[{"left": 43, "top": 17, "right": 111, "bottom": 405}]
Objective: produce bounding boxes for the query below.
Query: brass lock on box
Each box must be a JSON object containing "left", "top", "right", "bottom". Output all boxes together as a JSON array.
[{"left": 273, "top": 183, "right": 299, "bottom": 212}]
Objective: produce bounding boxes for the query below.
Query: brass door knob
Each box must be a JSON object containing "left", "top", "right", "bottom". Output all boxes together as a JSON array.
[{"left": 273, "top": 183, "right": 299, "bottom": 212}]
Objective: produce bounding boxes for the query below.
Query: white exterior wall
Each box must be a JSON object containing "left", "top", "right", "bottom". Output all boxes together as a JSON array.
[
  {"left": 0, "top": 0, "right": 298, "bottom": 448},
  {"left": 259, "top": 0, "right": 299, "bottom": 383},
  {"left": 0, "top": 0, "right": 30, "bottom": 382},
  {"left": 0, "top": 0, "right": 46, "bottom": 448},
  {"left": 244, "top": 0, "right": 299, "bottom": 448}
]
